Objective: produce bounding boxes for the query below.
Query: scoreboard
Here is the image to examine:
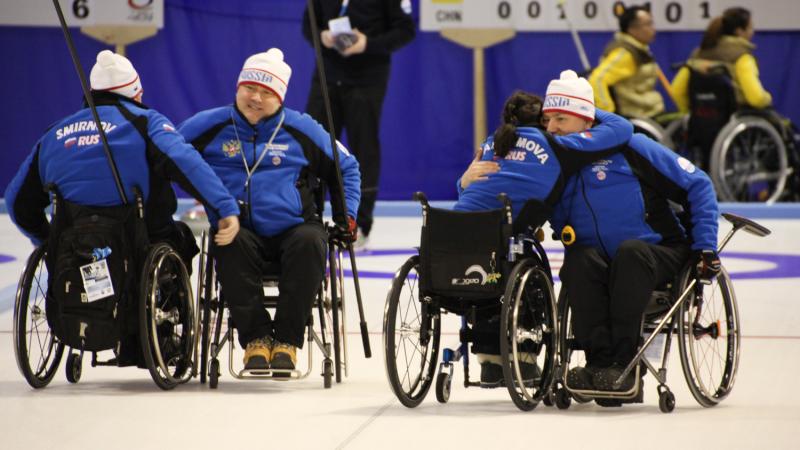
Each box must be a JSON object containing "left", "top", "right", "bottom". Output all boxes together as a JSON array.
[{"left": 421, "top": 0, "right": 800, "bottom": 31}]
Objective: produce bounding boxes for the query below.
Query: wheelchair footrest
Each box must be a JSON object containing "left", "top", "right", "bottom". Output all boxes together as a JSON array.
[{"left": 238, "top": 368, "right": 303, "bottom": 380}]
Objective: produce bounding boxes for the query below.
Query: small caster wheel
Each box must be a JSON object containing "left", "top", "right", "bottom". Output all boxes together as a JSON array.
[
  {"left": 542, "top": 390, "right": 554, "bottom": 407},
  {"left": 209, "top": 359, "right": 220, "bottom": 389},
  {"left": 659, "top": 390, "right": 675, "bottom": 413},
  {"left": 435, "top": 372, "right": 451, "bottom": 404},
  {"left": 323, "top": 359, "right": 333, "bottom": 389},
  {"left": 65, "top": 352, "right": 82, "bottom": 384},
  {"left": 555, "top": 388, "right": 572, "bottom": 410}
]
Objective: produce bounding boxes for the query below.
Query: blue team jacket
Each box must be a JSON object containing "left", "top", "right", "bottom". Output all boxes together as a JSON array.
[
  {"left": 178, "top": 105, "right": 361, "bottom": 237},
  {"left": 454, "top": 110, "right": 633, "bottom": 216},
  {"left": 5, "top": 92, "right": 239, "bottom": 246},
  {"left": 551, "top": 133, "right": 719, "bottom": 257}
]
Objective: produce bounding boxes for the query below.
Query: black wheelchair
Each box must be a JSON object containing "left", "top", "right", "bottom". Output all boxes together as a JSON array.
[
  {"left": 553, "top": 212, "right": 770, "bottom": 413},
  {"left": 666, "top": 65, "right": 800, "bottom": 203},
  {"left": 383, "top": 193, "right": 558, "bottom": 411},
  {"left": 196, "top": 225, "right": 349, "bottom": 389},
  {"left": 13, "top": 189, "right": 195, "bottom": 390}
]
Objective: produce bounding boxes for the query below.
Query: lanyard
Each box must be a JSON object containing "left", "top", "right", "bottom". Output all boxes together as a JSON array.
[
  {"left": 230, "top": 110, "right": 285, "bottom": 188},
  {"left": 339, "top": 0, "right": 349, "bottom": 17}
]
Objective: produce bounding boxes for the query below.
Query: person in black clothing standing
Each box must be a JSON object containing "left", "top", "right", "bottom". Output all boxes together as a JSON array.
[{"left": 303, "top": 0, "right": 415, "bottom": 247}]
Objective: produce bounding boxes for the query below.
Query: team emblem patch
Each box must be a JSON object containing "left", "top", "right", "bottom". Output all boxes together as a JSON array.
[
  {"left": 222, "top": 140, "right": 241, "bottom": 158},
  {"left": 596, "top": 170, "right": 606, "bottom": 181},
  {"left": 677, "top": 156, "right": 696, "bottom": 174},
  {"left": 272, "top": 156, "right": 281, "bottom": 166}
]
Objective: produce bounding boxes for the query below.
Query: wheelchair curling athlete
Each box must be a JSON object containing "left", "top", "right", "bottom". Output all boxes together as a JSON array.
[
  {"left": 453, "top": 71, "right": 634, "bottom": 388},
  {"left": 4, "top": 50, "right": 241, "bottom": 261},
  {"left": 545, "top": 72, "right": 720, "bottom": 404},
  {"left": 178, "top": 48, "right": 360, "bottom": 373},
  {"left": 671, "top": 7, "right": 772, "bottom": 114}
]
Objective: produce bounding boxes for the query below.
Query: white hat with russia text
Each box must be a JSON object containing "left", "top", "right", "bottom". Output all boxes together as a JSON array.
[
  {"left": 237, "top": 48, "right": 292, "bottom": 104},
  {"left": 543, "top": 70, "right": 595, "bottom": 121}
]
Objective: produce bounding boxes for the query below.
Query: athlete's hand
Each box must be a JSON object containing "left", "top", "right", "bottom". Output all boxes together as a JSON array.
[
  {"left": 215, "top": 215, "right": 240, "bottom": 246},
  {"left": 694, "top": 249, "right": 721, "bottom": 285},
  {"left": 460, "top": 156, "right": 499, "bottom": 189}
]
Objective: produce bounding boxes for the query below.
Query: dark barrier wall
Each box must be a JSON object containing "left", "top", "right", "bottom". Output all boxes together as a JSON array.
[{"left": 2, "top": 0, "right": 799, "bottom": 200}]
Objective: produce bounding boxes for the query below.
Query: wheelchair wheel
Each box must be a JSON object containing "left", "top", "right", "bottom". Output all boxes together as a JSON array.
[
  {"left": 65, "top": 351, "right": 82, "bottom": 384},
  {"left": 631, "top": 117, "right": 674, "bottom": 150},
  {"left": 384, "top": 255, "right": 441, "bottom": 408},
  {"left": 209, "top": 358, "right": 220, "bottom": 389},
  {"left": 13, "top": 247, "right": 65, "bottom": 388},
  {"left": 677, "top": 266, "right": 740, "bottom": 407},
  {"left": 710, "top": 115, "right": 789, "bottom": 203},
  {"left": 327, "top": 245, "right": 346, "bottom": 384},
  {"left": 500, "top": 259, "right": 557, "bottom": 411},
  {"left": 197, "top": 250, "right": 220, "bottom": 384},
  {"left": 435, "top": 372, "right": 451, "bottom": 404},
  {"left": 139, "top": 243, "right": 196, "bottom": 390}
]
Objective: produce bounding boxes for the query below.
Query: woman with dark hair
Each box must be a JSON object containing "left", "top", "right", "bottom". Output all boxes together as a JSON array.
[
  {"left": 671, "top": 7, "right": 772, "bottom": 112},
  {"left": 452, "top": 71, "right": 634, "bottom": 387},
  {"left": 455, "top": 72, "right": 633, "bottom": 219}
]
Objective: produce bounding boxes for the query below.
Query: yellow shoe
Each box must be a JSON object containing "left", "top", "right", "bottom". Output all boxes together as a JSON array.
[
  {"left": 270, "top": 341, "right": 297, "bottom": 371},
  {"left": 243, "top": 337, "right": 272, "bottom": 370}
]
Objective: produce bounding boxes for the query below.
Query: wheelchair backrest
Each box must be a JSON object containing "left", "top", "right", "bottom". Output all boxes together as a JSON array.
[
  {"left": 45, "top": 189, "right": 148, "bottom": 352},
  {"left": 687, "top": 63, "right": 737, "bottom": 156},
  {"left": 419, "top": 206, "right": 512, "bottom": 300}
]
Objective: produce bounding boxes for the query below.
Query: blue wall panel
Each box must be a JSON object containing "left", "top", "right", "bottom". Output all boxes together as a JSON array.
[{"left": 1, "top": 0, "right": 798, "bottom": 200}]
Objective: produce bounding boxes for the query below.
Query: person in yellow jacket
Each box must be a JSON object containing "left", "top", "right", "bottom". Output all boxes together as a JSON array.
[
  {"left": 671, "top": 7, "right": 772, "bottom": 113},
  {"left": 589, "top": 5, "right": 664, "bottom": 119}
]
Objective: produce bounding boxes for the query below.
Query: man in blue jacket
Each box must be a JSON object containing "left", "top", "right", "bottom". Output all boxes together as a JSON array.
[
  {"left": 179, "top": 49, "right": 361, "bottom": 372},
  {"left": 453, "top": 81, "right": 634, "bottom": 387},
  {"left": 5, "top": 50, "right": 240, "bottom": 258},
  {"left": 543, "top": 72, "right": 721, "bottom": 397}
]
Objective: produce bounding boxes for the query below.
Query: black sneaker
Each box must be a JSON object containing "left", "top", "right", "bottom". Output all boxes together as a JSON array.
[
  {"left": 480, "top": 362, "right": 505, "bottom": 388},
  {"left": 567, "top": 366, "right": 598, "bottom": 390},
  {"left": 592, "top": 364, "right": 637, "bottom": 391}
]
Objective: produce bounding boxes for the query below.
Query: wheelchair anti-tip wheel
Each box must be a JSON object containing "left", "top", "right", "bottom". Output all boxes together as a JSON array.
[
  {"left": 139, "top": 243, "right": 196, "bottom": 390},
  {"left": 710, "top": 115, "right": 790, "bottom": 203},
  {"left": 384, "top": 256, "right": 441, "bottom": 408},
  {"left": 678, "top": 266, "right": 740, "bottom": 407},
  {"left": 500, "top": 259, "right": 558, "bottom": 411},
  {"left": 13, "top": 247, "right": 65, "bottom": 389}
]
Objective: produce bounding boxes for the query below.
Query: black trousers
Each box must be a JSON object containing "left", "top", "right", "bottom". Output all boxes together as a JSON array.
[
  {"left": 212, "top": 222, "right": 327, "bottom": 348},
  {"left": 306, "top": 76, "right": 387, "bottom": 236},
  {"left": 559, "top": 240, "right": 690, "bottom": 367}
]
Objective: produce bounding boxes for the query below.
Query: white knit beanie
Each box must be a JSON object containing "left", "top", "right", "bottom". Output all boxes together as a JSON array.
[
  {"left": 89, "top": 50, "right": 142, "bottom": 99},
  {"left": 237, "top": 48, "right": 292, "bottom": 103},
  {"left": 543, "top": 70, "right": 595, "bottom": 121}
]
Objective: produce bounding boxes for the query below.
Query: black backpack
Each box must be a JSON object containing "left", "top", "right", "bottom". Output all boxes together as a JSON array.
[
  {"left": 45, "top": 191, "right": 148, "bottom": 354},
  {"left": 687, "top": 65, "right": 737, "bottom": 169}
]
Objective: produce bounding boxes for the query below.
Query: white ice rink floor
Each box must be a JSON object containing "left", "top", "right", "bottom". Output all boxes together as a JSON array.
[{"left": 1, "top": 204, "right": 798, "bottom": 450}]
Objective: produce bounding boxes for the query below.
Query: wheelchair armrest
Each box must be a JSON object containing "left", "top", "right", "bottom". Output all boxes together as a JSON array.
[{"left": 721, "top": 212, "right": 771, "bottom": 237}]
